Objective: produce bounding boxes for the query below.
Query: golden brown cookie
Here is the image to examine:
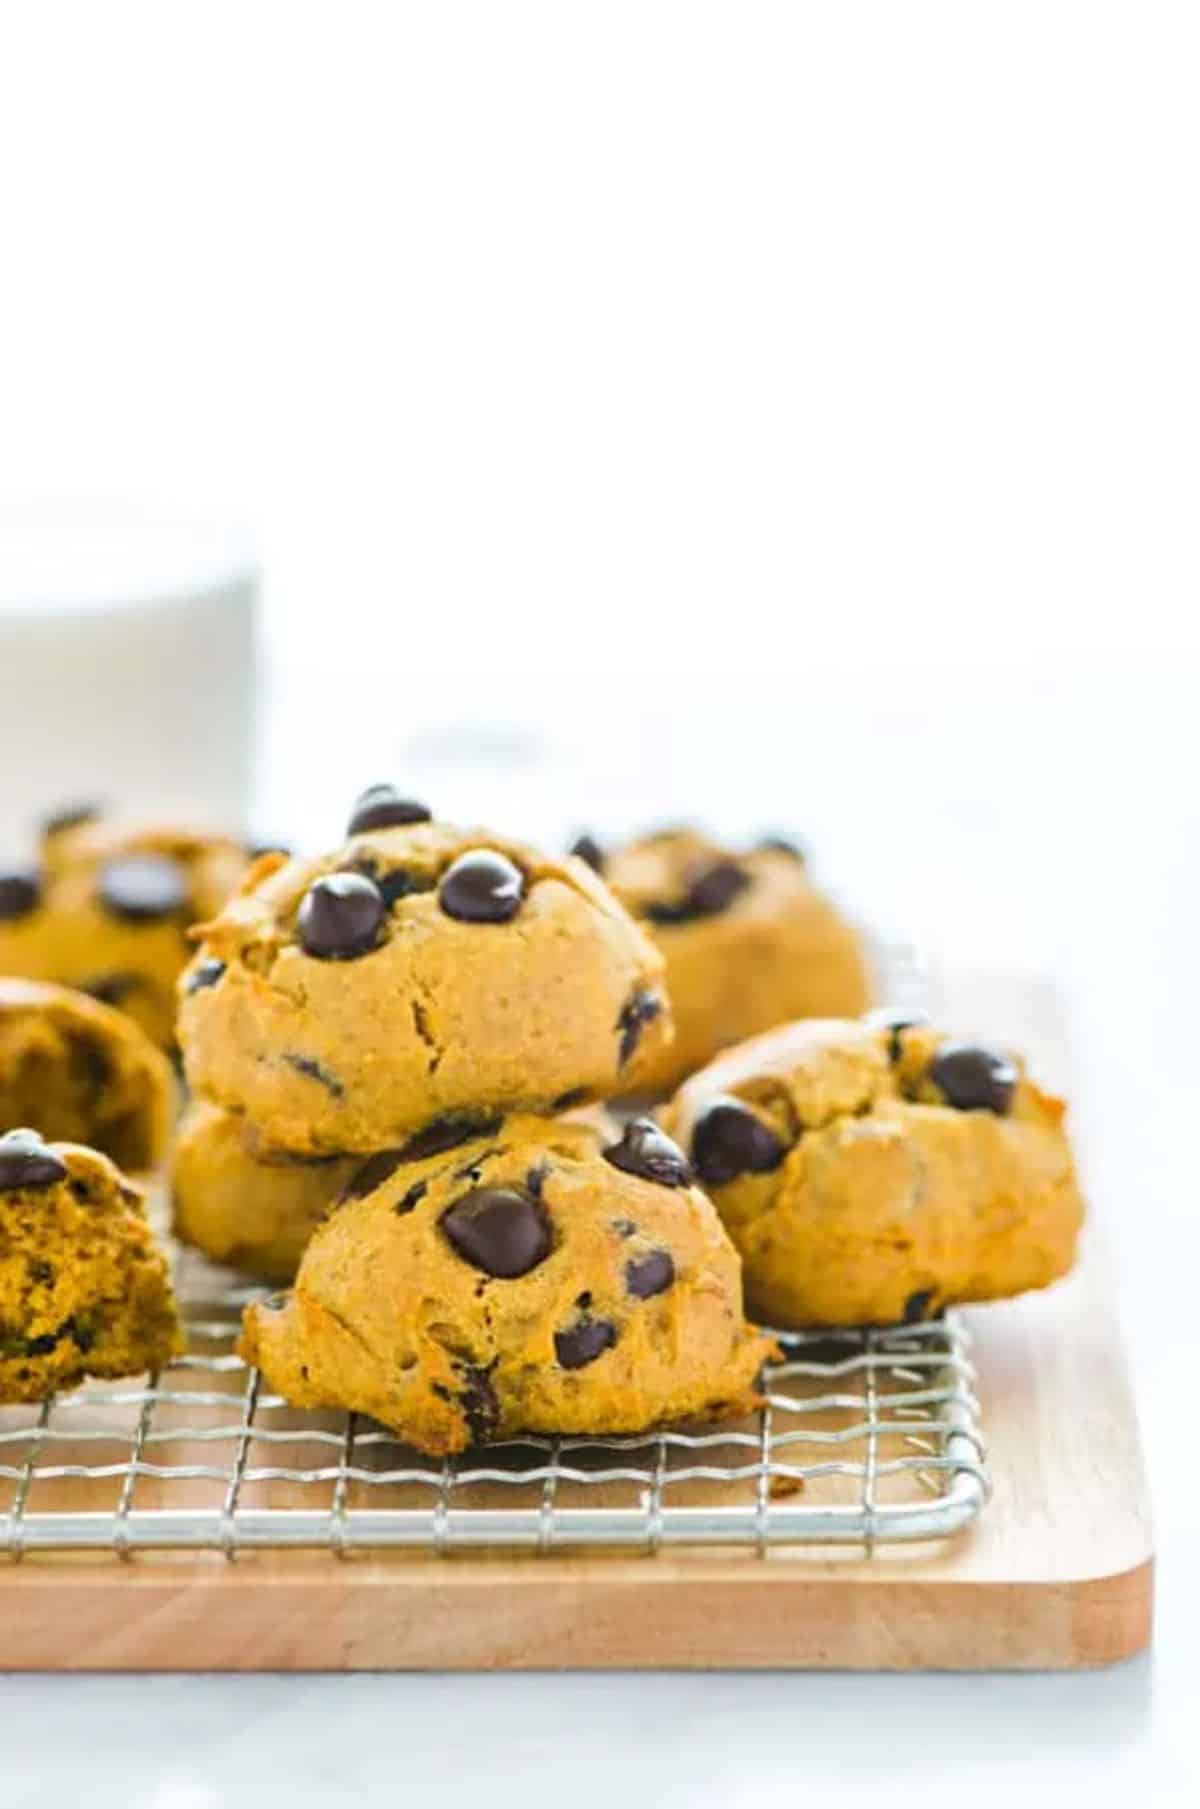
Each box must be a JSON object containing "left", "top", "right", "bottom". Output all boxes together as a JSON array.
[
  {"left": 662, "top": 1014, "right": 1085, "bottom": 1326},
  {"left": 172, "top": 1101, "right": 357, "bottom": 1283},
  {"left": 239, "top": 1111, "right": 771, "bottom": 1455},
  {"left": 0, "top": 1128, "right": 182, "bottom": 1401},
  {"left": 0, "top": 978, "right": 174, "bottom": 1171},
  {"left": 584, "top": 828, "right": 871, "bottom": 1092},
  {"left": 180, "top": 797, "right": 673, "bottom": 1155},
  {"left": 0, "top": 807, "right": 247, "bottom": 1048}
]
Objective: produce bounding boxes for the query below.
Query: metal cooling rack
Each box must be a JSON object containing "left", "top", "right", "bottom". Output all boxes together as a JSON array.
[{"left": 0, "top": 932, "right": 988, "bottom": 1558}]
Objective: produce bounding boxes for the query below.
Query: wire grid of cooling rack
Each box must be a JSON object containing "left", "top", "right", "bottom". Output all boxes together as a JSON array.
[
  {"left": 0, "top": 934, "right": 989, "bottom": 1558},
  {"left": 0, "top": 1247, "right": 987, "bottom": 1557}
]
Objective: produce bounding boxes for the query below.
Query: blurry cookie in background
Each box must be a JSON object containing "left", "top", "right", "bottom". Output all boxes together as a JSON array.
[
  {"left": 0, "top": 977, "right": 173, "bottom": 1170},
  {"left": 574, "top": 827, "right": 872, "bottom": 1093},
  {"left": 0, "top": 804, "right": 248, "bottom": 1048},
  {"left": 662, "top": 1013, "right": 1085, "bottom": 1327}
]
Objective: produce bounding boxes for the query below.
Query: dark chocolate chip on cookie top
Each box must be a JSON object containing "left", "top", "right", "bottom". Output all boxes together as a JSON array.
[
  {"left": 440, "top": 1185, "right": 552, "bottom": 1278},
  {"left": 690, "top": 1096, "right": 787, "bottom": 1186},
  {"left": 296, "top": 872, "right": 387, "bottom": 959},
  {"left": 603, "top": 1119, "right": 692, "bottom": 1188},
  {"left": 0, "top": 1129, "right": 68, "bottom": 1191},
  {"left": 928, "top": 1042, "right": 1017, "bottom": 1115},
  {"left": 625, "top": 1249, "right": 675, "bottom": 1298},
  {"left": 346, "top": 783, "right": 433, "bottom": 836},
  {"left": 554, "top": 1315, "right": 617, "bottom": 1369},
  {"left": 438, "top": 850, "right": 526, "bottom": 924}
]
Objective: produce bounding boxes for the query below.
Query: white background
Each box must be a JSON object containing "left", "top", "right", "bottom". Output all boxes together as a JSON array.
[{"left": 2, "top": 2, "right": 1199, "bottom": 1802}]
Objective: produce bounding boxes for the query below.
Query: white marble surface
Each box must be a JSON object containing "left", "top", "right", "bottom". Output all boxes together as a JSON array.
[{"left": 5, "top": 656, "right": 1199, "bottom": 1803}]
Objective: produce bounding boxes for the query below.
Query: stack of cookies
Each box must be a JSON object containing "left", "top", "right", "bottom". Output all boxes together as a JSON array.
[{"left": 174, "top": 785, "right": 772, "bottom": 1455}]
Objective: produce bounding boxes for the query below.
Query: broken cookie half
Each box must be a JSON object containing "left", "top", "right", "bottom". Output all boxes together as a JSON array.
[{"left": 0, "top": 1128, "right": 182, "bottom": 1402}]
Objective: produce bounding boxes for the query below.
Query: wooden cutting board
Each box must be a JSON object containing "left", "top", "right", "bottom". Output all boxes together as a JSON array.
[{"left": 0, "top": 971, "right": 1153, "bottom": 1670}]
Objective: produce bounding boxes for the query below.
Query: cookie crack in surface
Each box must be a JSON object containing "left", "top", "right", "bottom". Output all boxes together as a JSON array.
[{"left": 409, "top": 990, "right": 444, "bottom": 1075}]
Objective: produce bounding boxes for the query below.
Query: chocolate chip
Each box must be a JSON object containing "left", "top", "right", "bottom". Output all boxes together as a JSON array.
[
  {"left": 41, "top": 800, "right": 104, "bottom": 838},
  {"left": 247, "top": 837, "right": 291, "bottom": 860},
  {"left": 867, "top": 1006, "right": 931, "bottom": 1064},
  {"left": 83, "top": 972, "right": 141, "bottom": 1005},
  {"left": 339, "top": 1149, "right": 409, "bottom": 1203},
  {"left": 555, "top": 1316, "right": 617, "bottom": 1370},
  {"left": 185, "top": 958, "right": 225, "bottom": 995},
  {"left": 603, "top": 1118, "right": 692, "bottom": 1188},
  {"left": 553, "top": 1088, "right": 591, "bottom": 1111},
  {"left": 69, "top": 1317, "right": 95, "bottom": 1354},
  {"left": 397, "top": 1180, "right": 428, "bottom": 1215},
  {"left": 400, "top": 1113, "right": 501, "bottom": 1162},
  {"left": 296, "top": 872, "right": 386, "bottom": 959},
  {"left": 626, "top": 1250, "right": 675, "bottom": 1298},
  {"left": 97, "top": 854, "right": 189, "bottom": 922},
  {"left": 456, "top": 1363, "right": 500, "bottom": 1443},
  {"left": 282, "top": 1053, "right": 345, "bottom": 1097},
  {"left": 0, "top": 1129, "right": 68, "bottom": 1191},
  {"left": 0, "top": 867, "right": 42, "bottom": 920},
  {"left": 691, "top": 1096, "right": 787, "bottom": 1186},
  {"left": 645, "top": 859, "right": 751, "bottom": 925},
  {"left": 347, "top": 784, "right": 433, "bottom": 836},
  {"left": 569, "top": 833, "right": 606, "bottom": 874},
  {"left": 616, "top": 989, "right": 663, "bottom": 1067},
  {"left": 928, "top": 1042, "right": 1017, "bottom": 1115},
  {"left": 20, "top": 1330, "right": 60, "bottom": 1357},
  {"left": 903, "top": 1288, "right": 937, "bottom": 1324},
  {"left": 441, "top": 1186, "right": 552, "bottom": 1278},
  {"left": 438, "top": 850, "right": 525, "bottom": 924},
  {"left": 757, "top": 834, "right": 807, "bottom": 863}
]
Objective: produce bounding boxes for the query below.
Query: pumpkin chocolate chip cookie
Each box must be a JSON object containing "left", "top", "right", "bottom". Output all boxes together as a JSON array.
[
  {"left": 180, "top": 793, "right": 673, "bottom": 1155},
  {"left": 0, "top": 1129, "right": 182, "bottom": 1401},
  {"left": 578, "top": 828, "right": 872, "bottom": 1092},
  {"left": 0, "top": 978, "right": 173, "bottom": 1170},
  {"left": 238, "top": 1112, "right": 771, "bottom": 1454},
  {"left": 662, "top": 1013, "right": 1084, "bottom": 1327},
  {"left": 0, "top": 806, "right": 247, "bottom": 1048},
  {"left": 172, "top": 1100, "right": 358, "bottom": 1283}
]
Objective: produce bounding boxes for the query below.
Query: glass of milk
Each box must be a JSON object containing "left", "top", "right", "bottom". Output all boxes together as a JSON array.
[{"left": 0, "top": 495, "right": 257, "bottom": 851}]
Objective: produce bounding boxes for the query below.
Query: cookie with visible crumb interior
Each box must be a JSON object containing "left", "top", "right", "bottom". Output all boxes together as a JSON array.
[
  {"left": 589, "top": 828, "right": 872, "bottom": 1092},
  {"left": 0, "top": 1128, "right": 182, "bottom": 1401},
  {"left": 238, "top": 1110, "right": 771, "bottom": 1455},
  {"left": 179, "top": 795, "right": 673, "bottom": 1155},
  {"left": 661, "top": 1015, "right": 1085, "bottom": 1327},
  {"left": 0, "top": 978, "right": 173, "bottom": 1170},
  {"left": 172, "top": 1100, "right": 358, "bottom": 1283},
  {"left": 0, "top": 807, "right": 248, "bottom": 1048}
]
